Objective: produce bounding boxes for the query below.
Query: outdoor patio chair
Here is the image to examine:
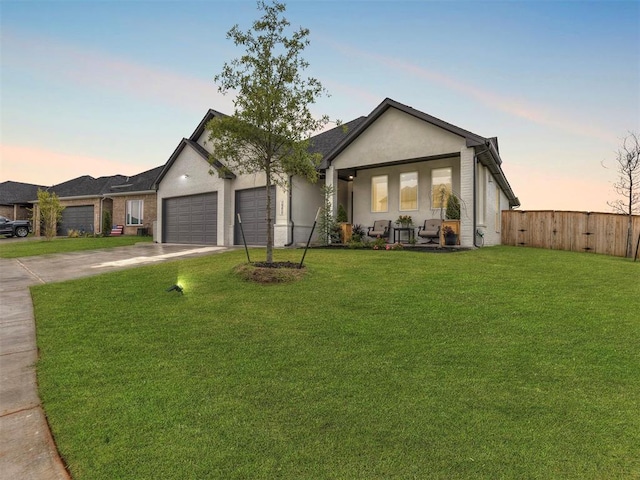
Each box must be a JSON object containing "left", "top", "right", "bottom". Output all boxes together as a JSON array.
[
  {"left": 367, "top": 220, "right": 391, "bottom": 239},
  {"left": 417, "top": 219, "right": 441, "bottom": 244}
]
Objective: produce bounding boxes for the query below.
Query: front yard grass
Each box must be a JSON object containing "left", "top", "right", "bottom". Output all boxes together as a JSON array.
[
  {"left": 32, "top": 247, "right": 639, "bottom": 479},
  {"left": 0, "top": 235, "right": 153, "bottom": 258}
]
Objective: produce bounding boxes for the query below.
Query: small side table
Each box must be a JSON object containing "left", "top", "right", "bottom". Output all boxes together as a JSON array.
[{"left": 393, "top": 227, "right": 415, "bottom": 244}]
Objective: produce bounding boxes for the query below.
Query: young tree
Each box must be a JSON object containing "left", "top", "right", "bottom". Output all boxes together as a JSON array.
[
  {"left": 317, "top": 185, "right": 338, "bottom": 246},
  {"left": 37, "top": 189, "right": 64, "bottom": 241},
  {"left": 607, "top": 132, "right": 640, "bottom": 257},
  {"left": 207, "top": 0, "right": 331, "bottom": 263}
]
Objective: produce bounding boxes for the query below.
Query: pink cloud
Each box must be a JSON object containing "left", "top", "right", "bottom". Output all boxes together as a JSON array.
[
  {"left": 2, "top": 30, "right": 236, "bottom": 114},
  {"left": 323, "top": 78, "right": 381, "bottom": 106},
  {"left": 503, "top": 163, "right": 616, "bottom": 213},
  {"left": 0, "top": 144, "right": 150, "bottom": 186},
  {"left": 325, "top": 40, "right": 619, "bottom": 144}
]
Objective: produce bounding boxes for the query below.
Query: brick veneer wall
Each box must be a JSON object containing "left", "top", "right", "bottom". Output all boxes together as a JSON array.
[
  {"left": 0, "top": 205, "right": 32, "bottom": 221},
  {"left": 111, "top": 193, "right": 157, "bottom": 236}
]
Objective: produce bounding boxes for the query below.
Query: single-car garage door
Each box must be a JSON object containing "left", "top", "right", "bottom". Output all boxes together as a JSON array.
[
  {"left": 235, "top": 187, "right": 275, "bottom": 246},
  {"left": 58, "top": 205, "right": 94, "bottom": 235},
  {"left": 163, "top": 192, "right": 217, "bottom": 244}
]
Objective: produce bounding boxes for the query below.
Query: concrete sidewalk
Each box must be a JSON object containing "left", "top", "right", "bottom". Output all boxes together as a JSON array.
[{"left": 0, "top": 243, "right": 228, "bottom": 480}]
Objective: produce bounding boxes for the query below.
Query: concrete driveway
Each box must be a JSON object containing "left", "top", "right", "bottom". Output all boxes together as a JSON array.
[{"left": 0, "top": 243, "right": 229, "bottom": 480}]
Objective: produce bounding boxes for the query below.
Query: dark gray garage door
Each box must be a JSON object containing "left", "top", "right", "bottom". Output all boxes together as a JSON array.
[
  {"left": 163, "top": 192, "right": 217, "bottom": 244},
  {"left": 58, "top": 206, "right": 94, "bottom": 235},
  {"left": 235, "top": 187, "right": 275, "bottom": 246}
]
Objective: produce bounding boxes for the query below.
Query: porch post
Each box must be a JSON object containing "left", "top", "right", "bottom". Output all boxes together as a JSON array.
[
  {"left": 273, "top": 183, "right": 289, "bottom": 247},
  {"left": 459, "top": 147, "right": 475, "bottom": 247},
  {"left": 325, "top": 165, "right": 338, "bottom": 215}
]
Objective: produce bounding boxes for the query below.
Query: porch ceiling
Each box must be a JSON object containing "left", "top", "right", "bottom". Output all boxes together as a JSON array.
[{"left": 326, "top": 153, "right": 460, "bottom": 181}]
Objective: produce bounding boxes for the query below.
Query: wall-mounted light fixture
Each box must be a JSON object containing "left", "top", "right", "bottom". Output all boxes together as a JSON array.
[{"left": 181, "top": 174, "right": 189, "bottom": 179}]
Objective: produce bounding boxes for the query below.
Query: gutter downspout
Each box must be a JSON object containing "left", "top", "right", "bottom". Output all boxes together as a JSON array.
[
  {"left": 284, "top": 175, "right": 295, "bottom": 246},
  {"left": 473, "top": 154, "right": 478, "bottom": 247}
]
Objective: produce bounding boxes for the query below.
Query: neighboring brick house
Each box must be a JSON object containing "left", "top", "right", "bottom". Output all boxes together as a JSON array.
[
  {"left": 31, "top": 166, "right": 162, "bottom": 236},
  {"left": 106, "top": 167, "right": 162, "bottom": 236},
  {"left": 0, "top": 181, "right": 45, "bottom": 220}
]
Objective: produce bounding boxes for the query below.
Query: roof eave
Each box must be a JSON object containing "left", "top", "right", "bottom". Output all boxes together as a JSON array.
[
  {"left": 152, "top": 137, "right": 236, "bottom": 189},
  {"left": 106, "top": 190, "right": 157, "bottom": 197},
  {"left": 477, "top": 142, "right": 520, "bottom": 208}
]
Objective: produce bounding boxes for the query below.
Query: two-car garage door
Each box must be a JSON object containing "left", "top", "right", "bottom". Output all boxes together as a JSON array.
[
  {"left": 162, "top": 187, "right": 274, "bottom": 245},
  {"left": 163, "top": 193, "right": 217, "bottom": 244},
  {"left": 234, "top": 187, "right": 275, "bottom": 246}
]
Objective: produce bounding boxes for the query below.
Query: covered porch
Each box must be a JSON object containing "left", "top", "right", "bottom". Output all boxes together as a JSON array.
[{"left": 325, "top": 153, "right": 468, "bottom": 247}]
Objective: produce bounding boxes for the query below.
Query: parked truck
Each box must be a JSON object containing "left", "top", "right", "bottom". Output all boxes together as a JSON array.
[{"left": 0, "top": 216, "right": 31, "bottom": 238}]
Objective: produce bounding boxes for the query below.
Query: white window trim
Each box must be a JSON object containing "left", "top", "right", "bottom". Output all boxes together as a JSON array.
[{"left": 126, "top": 199, "right": 144, "bottom": 226}]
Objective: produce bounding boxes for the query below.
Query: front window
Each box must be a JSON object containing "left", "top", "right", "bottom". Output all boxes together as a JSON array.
[
  {"left": 126, "top": 200, "right": 143, "bottom": 226},
  {"left": 431, "top": 167, "right": 452, "bottom": 208},
  {"left": 371, "top": 175, "right": 388, "bottom": 212},
  {"left": 399, "top": 172, "right": 418, "bottom": 211}
]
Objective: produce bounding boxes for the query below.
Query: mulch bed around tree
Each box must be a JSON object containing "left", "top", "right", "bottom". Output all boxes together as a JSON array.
[{"left": 234, "top": 261, "right": 307, "bottom": 284}]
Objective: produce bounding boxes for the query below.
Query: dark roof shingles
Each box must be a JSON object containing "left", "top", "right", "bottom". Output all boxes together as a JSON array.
[
  {"left": 0, "top": 181, "right": 46, "bottom": 204},
  {"left": 308, "top": 117, "right": 367, "bottom": 158}
]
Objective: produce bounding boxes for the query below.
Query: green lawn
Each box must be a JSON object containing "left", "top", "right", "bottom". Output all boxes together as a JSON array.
[
  {"left": 32, "top": 247, "right": 640, "bottom": 479},
  {"left": 0, "top": 235, "right": 153, "bottom": 258}
]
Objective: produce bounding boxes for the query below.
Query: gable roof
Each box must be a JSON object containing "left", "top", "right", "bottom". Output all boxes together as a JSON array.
[
  {"left": 154, "top": 99, "right": 518, "bottom": 207},
  {"left": 320, "top": 98, "right": 488, "bottom": 168},
  {"left": 154, "top": 109, "right": 237, "bottom": 188},
  {"left": 0, "top": 181, "right": 46, "bottom": 205},
  {"left": 189, "top": 109, "right": 229, "bottom": 142},
  {"left": 153, "top": 137, "right": 236, "bottom": 189},
  {"left": 319, "top": 97, "right": 519, "bottom": 207}
]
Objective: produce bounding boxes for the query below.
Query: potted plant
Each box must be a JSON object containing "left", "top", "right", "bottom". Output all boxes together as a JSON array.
[
  {"left": 336, "top": 204, "right": 348, "bottom": 223},
  {"left": 446, "top": 193, "right": 460, "bottom": 220},
  {"left": 395, "top": 215, "right": 413, "bottom": 227},
  {"left": 443, "top": 225, "right": 458, "bottom": 246},
  {"left": 351, "top": 224, "right": 365, "bottom": 242}
]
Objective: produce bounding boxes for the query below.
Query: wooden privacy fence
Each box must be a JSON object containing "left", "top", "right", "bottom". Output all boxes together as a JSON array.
[{"left": 501, "top": 210, "right": 640, "bottom": 258}]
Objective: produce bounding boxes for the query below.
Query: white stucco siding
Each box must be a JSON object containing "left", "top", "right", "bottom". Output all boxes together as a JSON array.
[
  {"left": 332, "top": 108, "right": 467, "bottom": 169},
  {"left": 157, "top": 146, "right": 229, "bottom": 245},
  {"left": 275, "top": 176, "right": 322, "bottom": 246},
  {"left": 472, "top": 167, "right": 511, "bottom": 247},
  {"left": 158, "top": 148, "right": 225, "bottom": 200},
  {"left": 195, "top": 131, "right": 211, "bottom": 150}
]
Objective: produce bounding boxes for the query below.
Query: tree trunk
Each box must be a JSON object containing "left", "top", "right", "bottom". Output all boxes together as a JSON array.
[
  {"left": 265, "top": 170, "right": 274, "bottom": 264},
  {"left": 627, "top": 214, "right": 633, "bottom": 258},
  {"left": 627, "top": 175, "right": 634, "bottom": 258}
]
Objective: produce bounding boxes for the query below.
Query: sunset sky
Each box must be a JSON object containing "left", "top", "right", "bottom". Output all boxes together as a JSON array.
[{"left": 1, "top": 0, "right": 638, "bottom": 212}]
